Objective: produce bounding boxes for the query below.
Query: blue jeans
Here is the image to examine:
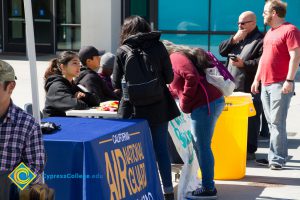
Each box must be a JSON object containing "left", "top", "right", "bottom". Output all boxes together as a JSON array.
[
  {"left": 261, "top": 82, "right": 294, "bottom": 165},
  {"left": 190, "top": 97, "right": 225, "bottom": 190},
  {"left": 150, "top": 122, "right": 173, "bottom": 194}
]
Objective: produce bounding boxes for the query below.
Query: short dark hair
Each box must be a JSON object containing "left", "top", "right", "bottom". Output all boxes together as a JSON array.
[
  {"left": 266, "top": 0, "right": 287, "bottom": 18},
  {"left": 120, "top": 15, "right": 151, "bottom": 45},
  {"left": 2, "top": 81, "right": 14, "bottom": 91}
]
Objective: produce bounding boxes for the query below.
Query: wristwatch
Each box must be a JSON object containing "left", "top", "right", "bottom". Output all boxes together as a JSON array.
[{"left": 286, "top": 79, "right": 294, "bottom": 83}]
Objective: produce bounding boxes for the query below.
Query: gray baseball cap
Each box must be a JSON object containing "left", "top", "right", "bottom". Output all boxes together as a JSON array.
[
  {"left": 0, "top": 60, "right": 16, "bottom": 82},
  {"left": 100, "top": 52, "right": 115, "bottom": 69}
]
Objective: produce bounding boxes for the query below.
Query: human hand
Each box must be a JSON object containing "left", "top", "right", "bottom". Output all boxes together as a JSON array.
[
  {"left": 230, "top": 56, "right": 244, "bottom": 68},
  {"left": 75, "top": 92, "right": 86, "bottom": 99},
  {"left": 114, "top": 89, "right": 121, "bottom": 96},
  {"left": 233, "top": 29, "right": 247, "bottom": 43},
  {"left": 251, "top": 80, "right": 260, "bottom": 94},
  {"left": 282, "top": 81, "right": 294, "bottom": 94}
]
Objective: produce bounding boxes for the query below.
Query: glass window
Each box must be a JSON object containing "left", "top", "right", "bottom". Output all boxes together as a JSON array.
[
  {"left": 161, "top": 34, "right": 208, "bottom": 50},
  {"left": 130, "top": 0, "right": 149, "bottom": 21},
  {"left": 57, "top": 0, "right": 80, "bottom": 24},
  {"left": 32, "top": 0, "right": 52, "bottom": 45},
  {"left": 210, "top": 0, "right": 265, "bottom": 31},
  {"left": 8, "top": 0, "right": 25, "bottom": 43},
  {"left": 57, "top": 26, "right": 81, "bottom": 50},
  {"left": 286, "top": 0, "right": 300, "bottom": 28},
  {"left": 56, "top": 0, "right": 81, "bottom": 50},
  {"left": 158, "top": 0, "right": 208, "bottom": 31},
  {"left": 210, "top": 35, "right": 231, "bottom": 61}
]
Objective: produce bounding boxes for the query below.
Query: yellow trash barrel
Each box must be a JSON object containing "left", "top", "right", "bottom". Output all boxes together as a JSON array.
[{"left": 198, "top": 92, "right": 255, "bottom": 180}]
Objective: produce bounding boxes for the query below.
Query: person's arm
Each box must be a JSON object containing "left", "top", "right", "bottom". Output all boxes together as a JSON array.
[
  {"left": 170, "top": 53, "right": 198, "bottom": 113},
  {"left": 160, "top": 43, "right": 174, "bottom": 84},
  {"left": 233, "top": 37, "right": 263, "bottom": 70},
  {"left": 282, "top": 47, "right": 300, "bottom": 94},
  {"left": 47, "top": 82, "right": 88, "bottom": 111},
  {"left": 251, "top": 59, "right": 263, "bottom": 94},
  {"left": 112, "top": 49, "right": 125, "bottom": 90},
  {"left": 219, "top": 36, "right": 236, "bottom": 57},
  {"left": 23, "top": 122, "right": 45, "bottom": 184}
]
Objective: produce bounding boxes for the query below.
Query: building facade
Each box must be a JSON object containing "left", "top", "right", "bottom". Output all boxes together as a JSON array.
[{"left": 1, "top": 0, "right": 299, "bottom": 60}]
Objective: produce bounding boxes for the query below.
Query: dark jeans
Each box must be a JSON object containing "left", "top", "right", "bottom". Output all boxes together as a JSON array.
[
  {"left": 149, "top": 122, "right": 173, "bottom": 194},
  {"left": 247, "top": 93, "right": 263, "bottom": 153}
]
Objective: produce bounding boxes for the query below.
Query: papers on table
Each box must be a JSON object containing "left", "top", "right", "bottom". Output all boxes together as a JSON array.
[{"left": 66, "top": 109, "right": 118, "bottom": 118}]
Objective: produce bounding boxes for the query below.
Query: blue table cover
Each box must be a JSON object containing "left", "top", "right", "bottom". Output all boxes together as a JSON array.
[{"left": 43, "top": 117, "right": 163, "bottom": 200}]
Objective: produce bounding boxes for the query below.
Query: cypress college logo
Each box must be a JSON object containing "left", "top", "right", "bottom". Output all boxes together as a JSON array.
[{"left": 8, "top": 162, "right": 36, "bottom": 190}]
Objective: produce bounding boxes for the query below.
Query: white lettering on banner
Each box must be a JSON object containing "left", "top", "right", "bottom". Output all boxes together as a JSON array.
[
  {"left": 137, "top": 192, "right": 154, "bottom": 200},
  {"left": 112, "top": 132, "right": 130, "bottom": 144},
  {"left": 168, "top": 110, "right": 201, "bottom": 200}
]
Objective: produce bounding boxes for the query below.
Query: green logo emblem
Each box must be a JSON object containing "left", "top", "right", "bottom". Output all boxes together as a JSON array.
[{"left": 8, "top": 162, "right": 36, "bottom": 190}]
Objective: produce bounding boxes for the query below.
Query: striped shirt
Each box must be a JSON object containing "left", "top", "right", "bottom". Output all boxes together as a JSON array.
[{"left": 0, "top": 101, "right": 45, "bottom": 182}]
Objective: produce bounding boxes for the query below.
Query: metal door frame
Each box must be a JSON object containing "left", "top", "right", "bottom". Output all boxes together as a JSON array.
[{"left": 3, "top": 0, "right": 55, "bottom": 53}]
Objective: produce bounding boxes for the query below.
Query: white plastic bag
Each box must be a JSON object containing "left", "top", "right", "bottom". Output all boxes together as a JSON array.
[{"left": 205, "top": 67, "right": 235, "bottom": 96}]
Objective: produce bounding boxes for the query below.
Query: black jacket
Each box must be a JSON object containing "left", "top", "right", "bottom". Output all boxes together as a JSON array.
[
  {"left": 219, "top": 27, "right": 264, "bottom": 92},
  {"left": 75, "top": 68, "right": 119, "bottom": 103},
  {"left": 112, "top": 31, "right": 180, "bottom": 125},
  {"left": 43, "top": 74, "right": 98, "bottom": 117}
]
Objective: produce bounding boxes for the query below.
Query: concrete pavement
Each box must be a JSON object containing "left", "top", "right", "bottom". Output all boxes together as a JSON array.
[{"left": 1, "top": 55, "right": 300, "bottom": 200}]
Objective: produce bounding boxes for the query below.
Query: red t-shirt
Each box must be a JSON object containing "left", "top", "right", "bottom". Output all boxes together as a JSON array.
[{"left": 259, "top": 22, "right": 300, "bottom": 85}]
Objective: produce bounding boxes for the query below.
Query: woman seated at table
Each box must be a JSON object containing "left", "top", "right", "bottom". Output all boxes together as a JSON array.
[{"left": 43, "top": 51, "right": 99, "bottom": 117}]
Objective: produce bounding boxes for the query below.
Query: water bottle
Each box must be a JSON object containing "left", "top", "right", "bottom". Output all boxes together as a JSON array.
[{"left": 121, "top": 77, "right": 129, "bottom": 101}]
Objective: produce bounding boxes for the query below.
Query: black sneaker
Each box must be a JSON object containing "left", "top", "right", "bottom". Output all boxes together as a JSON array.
[
  {"left": 270, "top": 163, "right": 283, "bottom": 170},
  {"left": 186, "top": 187, "right": 217, "bottom": 199},
  {"left": 255, "top": 158, "right": 269, "bottom": 166},
  {"left": 258, "top": 135, "right": 270, "bottom": 143},
  {"left": 164, "top": 192, "right": 174, "bottom": 200}
]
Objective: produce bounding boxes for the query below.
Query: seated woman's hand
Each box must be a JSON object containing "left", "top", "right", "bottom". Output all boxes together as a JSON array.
[{"left": 75, "top": 91, "right": 86, "bottom": 99}]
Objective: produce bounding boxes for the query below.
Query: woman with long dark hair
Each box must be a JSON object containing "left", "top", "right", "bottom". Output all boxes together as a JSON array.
[
  {"left": 164, "top": 41, "right": 225, "bottom": 199},
  {"left": 112, "top": 16, "right": 180, "bottom": 200},
  {"left": 43, "top": 51, "right": 98, "bottom": 117}
]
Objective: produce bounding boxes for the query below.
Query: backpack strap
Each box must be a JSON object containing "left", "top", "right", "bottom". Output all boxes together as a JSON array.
[
  {"left": 206, "top": 51, "right": 235, "bottom": 81},
  {"left": 194, "top": 67, "right": 210, "bottom": 115},
  {"left": 197, "top": 77, "right": 210, "bottom": 115},
  {"left": 120, "top": 44, "right": 160, "bottom": 81},
  {"left": 120, "top": 44, "right": 132, "bottom": 54}
]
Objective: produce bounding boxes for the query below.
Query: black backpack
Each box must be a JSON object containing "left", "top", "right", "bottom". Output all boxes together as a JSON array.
[{"left": 120, "top": 45, "right": 164, "bottom": 106}]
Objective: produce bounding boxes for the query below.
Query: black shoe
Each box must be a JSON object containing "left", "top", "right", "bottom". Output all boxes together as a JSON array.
[
  {"left": 164, "top": 192, "right": 174, "bottom": 200},
  {"left": 186, "top": 187, "right": 217, "bottom": 199},
  {"left": 270, "top": 163, "right": 283, "bottom": 170},
  {"left": 259, "top": 131, "right": 270, "bottom": 138},
  {"left": 258, "top": 135, "right": 270, "bottom": 143},
  {"left": 247, "top": 152, "right": 256, "bottom": 160},
  {"left": 255, "top": 158, "right": 269, "bottom": 166}
]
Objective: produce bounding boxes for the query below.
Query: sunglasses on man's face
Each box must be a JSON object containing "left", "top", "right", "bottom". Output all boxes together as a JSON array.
[{"left": 237, "top": 20, "right": 253, "bottom": 25}]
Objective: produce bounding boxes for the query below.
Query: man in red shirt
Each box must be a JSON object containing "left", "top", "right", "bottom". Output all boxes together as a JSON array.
[{"left": 251, "top": 0, "right": 300, "bottom": 170}]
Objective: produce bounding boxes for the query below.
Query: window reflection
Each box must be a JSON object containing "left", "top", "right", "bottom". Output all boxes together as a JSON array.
[{"left": 56, "top": 0, "right": 81, "bottom": 50}]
